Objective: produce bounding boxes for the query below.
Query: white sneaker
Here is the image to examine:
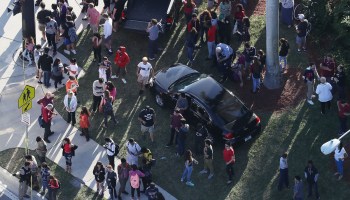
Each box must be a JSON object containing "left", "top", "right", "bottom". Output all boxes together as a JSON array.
[
  {"left": 122, "top": 78, "right": 127, "bottom": 84},
  {"left": 71, "top": 50, "right": 77, "bottom": 55},
  {"left": 64, "top": 50, "right": 70, "bottom": 55},
  {"left": 307, "top": 100, "right": 314, "bottom": 105}
]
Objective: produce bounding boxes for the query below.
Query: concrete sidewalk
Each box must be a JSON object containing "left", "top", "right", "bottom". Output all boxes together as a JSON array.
[{"left": 0, "top": 1, "right": 176, "bottom": 199}]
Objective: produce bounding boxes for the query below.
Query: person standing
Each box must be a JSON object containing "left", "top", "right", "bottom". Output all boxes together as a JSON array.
[
  {"left": 293, "top": 176, "right": 304, "bottom": 200},
  {"left": 48, "top": 175, "right": 60, "bottom": 200},
  {"left": 42, "top": 104, "right": 55, "bottom": 143},
  {"left": 36, "top": 136, "right": 47, "bottom": 164},
  {"left": 114, "top": 46, "right": 130, "bottom": 83},
  {"left": 250, "top": 56, "right": 262, "bottom": 94},
  {"left": 99, "top": 56, "right": 112, "bottom": 83},
  {"left": 67, "top": 58, "right": 79, "bottom": 78},
  {"left": 112, "top": 0, "right": 127, "bottom": 32},
  {"left": 166, "top": 109, "right": 184, "bottom": 147},
  {"left": 304, "top": 160, "right": 319, "bottom": 199},
  {"left": 334, "top": 142, "right": 348, "bottom": 181},
  {"left": 106, "top": 165, "right": 118, "bottom": 199},
  {"left": 34, "top": 45, "right": 43, "bottom": 83},
  {"left": 103, "top": 13, "right": 113, "bottom": 54},
  {"left": 223, "top": 142, "right": 235, "bottom": 184},
  {"left": 146, "top": 19, "right": 161, "bottom": 60},
  {"left": 186, "top": 28, "right": 197, "bottom": 65},
  {"left": 61, "top": 138, "right": 77, "bottom": 173},
  {"left": 87, "top": 3, "right": 100, "bottom": 33},
  {"left": 279, "top": 38, "right": 290, "bottom": 71},
  {"left": 92, "top": 32, "right": 103, "bottom": 63},
  {"left": 104, "top": 138, "right": 117, "bottom": 169},
  {"left": 117, "top": 158, "right": 130, "bottom": 199},
  {"left": 40, "top": 162, "right": 50, "bottom": 195},
  {"left": 206, "top": 20, "right": 217, "bottom": 60},
  {"left": 177, "top": 119, "right": 189, "bottom": 157},
  {"left": 199, "top": 10, "right": 212, "bottom": 44},
  {"left": 45, "top": 16, "right": 58, "bottom": 56},
  {"left": 243, "top": 42, "right": 256, "bottom": 79},
  {"left": 25, "top": 155, "right": 39, "bottom": 190},
  {"left": 63, "top": 91, "right": 78, "bottom": 126},
  {"left": 316, "top": 77, "right": 333, "bottom": 115},
  {"left": 145, "top": 182, "right": 159, "bottom": 200},
  {"left": 181, "top": 149, "right": 198, "bottom": 187},
  {"left": 175, "top": 93, "right": 189, "bottom": 114},
  {"left": 295, "top": 14, "right": 308, "bottom": 52},
  {"left": 79, "top": 106, "right": 91, "bottom": 141},
  {"left": 61, "top": 15, "right": 77, "bottom": 55},
  {"left": 51, "top": 58, "right": 64, "bottom": 89},
  {"left": 320, "top": 54, "right": 335, "bottom": 83},
  {"left": 138, "top": 105, "right": 156, "bottom": 142},
  {"left": 129, "top": 164, "right": 145, "bottom": 200},
  {"left": 199, "top": 139, "right": 214, "bottom": 179},
  {"left": 281, "top": 0, "right": 294, "bottom": 28},
  {"left": 333, "top": 65, "right": 346, "bottom": 99},
  {"left": 136, "top": 57, "right": 154, "bottom": 95},
  {"left": 38, "top": 47, "right": 53, "bottom": 87},
  {"left": 93, "top": 161, "right": 106, "bottom": 196},
  {"left": 303, "top": 63, "right": 319, "bottom": 105},
  {"left": 194, "top": 123, "right": 208, "bottom": 155},
  {"left": 92, "top": 78, "right": 105, "bottom": 113},
  {"left": 13, "top": 161, "right": 31, "bottom": 200},
  {"left": 106, "top": 81, "right": 117, "bottom": 103},
  {"left": 66, "top": 76, "right": 79, "bottom": 95},
  {"left": 100, "top": 90, "right": 118, "bottom": 128},
  {"left": 126, "top": 138, "right": 142, "bottom": 166},
  {"left": 337, "top": 100, "right": 350, "bottom": 136},
  {"left": 278, "top": 152, "right": 289, "bottom": 190},
  {"left": 216, "top": 43, "right": 234, "bottom": 83},
  {"left": 37, "top": 2, "right": 52, "bottom": 41}
]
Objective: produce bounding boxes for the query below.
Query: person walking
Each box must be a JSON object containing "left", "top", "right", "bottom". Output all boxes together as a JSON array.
[
  {"left": 146, "top": 19, "right": 161, "bottom": 60},
  {"left": 87, "top": 3, "right": 100, "bottom": 33},
  {"left": 117, "top": 158, "right": 130, "bottom": 199},
  {"left": 13, "top": 161, "right": 31, "bottom": 200},
  {"left": 337, "top": 99, "right": 350, "bottom": 136},
  {"left": 278, "top": 152, "right": 289, "bottom": 190},
  {"left": 304, "top": 160, "right": 319, "bottom": 199},
  {"left": 334, "top": 142, "right": 348, "bottom": 181},
  {"left": 223, "top": 142, "right": 235, "bottom": 184},
  {"left": 104, "top": 137, "right": 118, "bottom": 169},
  {"left": 138, "top": 105, "right": 156, "bottom": 142},
  {"left": 63, "top": 91, "right": 77, "bottom": 126},
  {"left": 92, "top": 32, "right": 103, "bottom": 63},
  {"left": 181, "top": 149, "right": 198, "bottom": 187},
  {"left": 194, "top": 123, "right": 208, "bottom": 155},
  {"left": 103, "top": 13, "right": 113, "bottom": 54},
  {"left": 61, "top": 15, "right": 77, "bottom": 55},
  {"left": 79, "top": 106, "right": 91, "bottom": 141},
  {"left": 114, "top": 46, "right": 130, "bottom": 83},
  {"left": 166, "top": 109, "right": 184, "bottom": 147},
  {"left": 92, "top": 78, "right": 105, "bottom": 113},
  {"left": 45, "top": 16, "right": 58, "bottom": 56},
  {"left": 51, "top": 58, "right": 64, "bottom": 89},
  {"left": 316, "top": 77, "right": 333, "bottom": 115},
  {"left": 37, "top": 2, "right": 52, "bottom": 41},
  {"left": 293, "top": 176, "right": 304, "bottom": 200},
  {"left": 106, "top": 165, "right": 118, "bottom": 199},
  {"left": 281, "top": 0, "right": 294, "bottom": 28},
  {"left": 48, "top": 175, "right": 60, "bottom": 200},
  {"left": 42, "top": 104, "right": 56, "bottom": 143},
  {"left": 279, "top": 38, "right": 290, "bottom": 71},
  {"left": 100, "top": 90, "right": 118, "bottom": 128},
  {"left": 36, "top": 136, "right": 47, "bottom": 164},
  {"left": 136, "top": 57, "right": 154, "bottom": 95},
  {"left": 37, "top": 47, "right": 53, "bottom": 87},
  {"left": 129, "top": 164, "right": 145, "bottom": 200},
  {"left": 199, "top": 139, "right": 214, "bottom": 179},
  {"left": 177, "top": 118, "right": 189, "bottom": 157},
  {"left": 40, "top": 162, "right": 50, "bottom": 195},
  {"left": 126, "top": 138, "right": 142, "bottom": 166},
  {"left": 295, "top": 14, "right": 308, "bottom": 52},
  {"left": 61, "top": 137, "right": 78, "bottom": 173},
  {"left": 93, "top": 161, "right": 106, "bottom": 196},
  {"left": 303, "top": 63, "right": 319, "bottom": 105}
]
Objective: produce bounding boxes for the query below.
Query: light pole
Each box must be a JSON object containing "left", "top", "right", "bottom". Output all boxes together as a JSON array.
[{"left": 321, "top": 130, "right": 350, "bottom": 155}]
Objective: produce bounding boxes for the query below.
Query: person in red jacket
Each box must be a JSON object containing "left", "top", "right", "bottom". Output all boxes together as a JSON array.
[
  {"left": 79, "top": 106, "right": 90, "bottom": 141},
  {"left": 42, "top": 104, "right": 55, "bottom": 143},
  {"left": 114, "top": 46, "right": 130, "bottom": 84},
  {"left": 223, "top": 142, "right": 235, "bottom": 185}
]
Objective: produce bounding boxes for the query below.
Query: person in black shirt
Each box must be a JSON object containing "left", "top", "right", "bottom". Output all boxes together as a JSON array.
[
  {"left": 145, "top": 182, "right": 159, "bottom": 200},
  {"left": 279, "top": 38, "right": 290, "bottom": 71},
  {"left": 37, "top": 2, "right": 53, "bottom": 41},
  {"left": 194, "top": 123, "right": 208, "bottom": 155},
  {"left": 303, "top": 63, "right": 319, "bottom": 105},
  {"left": 333, "top": 65, "right": 346, "bottom": 99},
  {"left": 37, "top": 47, "right": 53, "bottom": 87},
  {"left": 13, "top": 161, "right": 31, "bottom": 199},
  {"left": 138, "top": 106, "right": 156, "bottom": 142},
  {"left": 295, "top": 14, "right": 308, "bottom": 52},
  {"left": 106, "top": 165, "right": 118, "bottom": 199},
  {"left": 304, "top": 160, "right": 319, "bottom": 199},
  {"left": 93, "top": 161, "right": 106, "bottom": 196},
  {"left": 112, "top": 0, "right": 127, "bottom": 32}
]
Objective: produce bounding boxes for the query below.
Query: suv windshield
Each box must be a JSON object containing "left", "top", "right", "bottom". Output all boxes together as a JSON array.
[{"left": 169, "top": 73, "right": 203, "bottom": 92}]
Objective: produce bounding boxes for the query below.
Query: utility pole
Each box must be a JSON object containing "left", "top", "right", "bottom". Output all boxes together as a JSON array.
[
  {"left": 22, "top": 0, "right": 36, "bottom": 47},
  {"left": 263, "top": 0, "right": 281, "bottom": 89}
]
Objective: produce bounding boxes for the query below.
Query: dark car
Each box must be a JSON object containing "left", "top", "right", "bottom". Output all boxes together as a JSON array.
[{"left": 150, "top": 64, "right": 261, "bottom": 144}]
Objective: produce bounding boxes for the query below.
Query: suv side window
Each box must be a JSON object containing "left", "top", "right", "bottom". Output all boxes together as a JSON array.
[{"left": 191, "top": 100, "right": 210, "bottom": 122}]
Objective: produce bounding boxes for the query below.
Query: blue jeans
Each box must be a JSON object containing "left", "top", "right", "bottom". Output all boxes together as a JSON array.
[
  {"left": 43, "top": 71, "right": 51, "bottom": 87},
  {"left": 207, "top": 41, "right": 215, "bottom": 59},
  {"left": 181, "top": 165, "right": 193, "bottom": 182},
  {"left": 252, "top": 76, "right": 260, "bottom": 92},
  {"left": 279, "top": 56, "right": 287, "bottom": 69},
  {"left": 278, "top": 168, "right": 289, "bottom": 190},
  {"left": 335, "top": 159, "right": 344, "bottom": 175},
  {"left": 187, "top": 47, "right": 194, "bottom": 62},
  {"left": 148, "top": 39, "right": 158, "bottom": 59}
]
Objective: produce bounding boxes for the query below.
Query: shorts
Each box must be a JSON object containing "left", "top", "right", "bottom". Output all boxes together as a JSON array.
[
  {"left": 104, "top": 35, "right": 112, "bottom": 44},
  {"left": 39, "top": 23, "right": 46, "bottom": 32},
  {"left": 137, "top": 74, "right": 149, "bottom": 85},
  {"left": 296, "top": 36, "right": 306, "bottom": 45},
  {"left": 141, "top": 125, "right": 155, "bottom": 134},
  {"left": 103, "top": 0, "right": 110, "bottom": 9},
  {"left": 64, "top": 38, "right": 72, "bottom": 45}
]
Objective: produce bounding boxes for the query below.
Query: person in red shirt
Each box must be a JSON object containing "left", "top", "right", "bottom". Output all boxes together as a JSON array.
[
  {"left": 206, "top": 20, "right": 217, "bottom": 60},
  {"left": 233, "top": 4, "right": 245, "bottom": 34},
  {"left": 42, "top": 104, "right": 55, "bottom": 143},
  {"left": 79, "top": 106, "right": 90, "bottom": 141},
  {"left": 166, "top": 109, "right": 184, "bottom": 147},
  {"left": 183, "top": 0, "right": 196, "bottom": 23},
  {"left": 320, "top": 54, "right": 335, "bottom": 82},
  {"left": 114, "top": 46, "right": 130, "bottom": 83},
  {"left": 337, "top": 100, "right": 350, "bottom": 136},
  {"left": 48, "top": 175, "right": 59, "bottom": 200},
  {"left": 61, "top": 138, "right": 77, "bottom": 173},
  {"left": 223, "top": 142, "right": 235, "bottom": 184}
]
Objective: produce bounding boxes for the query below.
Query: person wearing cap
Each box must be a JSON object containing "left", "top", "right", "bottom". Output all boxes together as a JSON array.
[
  {"left": 114, "top": 46, "right": 130, "bottom": 83},
  {"left": 293, "top": 175, "right": 303, "bottom": 200},
  {"left": 136, "top": 57, "right": 154, "bottom": 95},
  {"left": 145, "top": 182, "right": 159, "bottom": 200},
  {"left": 146, "top": 19, "right": 161, "bottom": 60},
  {"left": 38, "top": 47, "right": 53, "bottom": 87},
  {"left": 281, "top": 0, "right": 294, "bottom": 28},
  {"left": 166, "top": 109, "right": 184, "bottom": 147},
  {"left": 138, "top": 105, "right": 156, "bottom": 142},
  {"left": 295, "top": 14, "right": 308, "bottom": 52},
  {"left": 215, "top": 43, "right": 234, "bottom": 83},
  {"left": 63, "top": 91, "right": 78, "bottom": 126},
  {"left": 42, "top": 104, "right": 55, "bottom": 143}
]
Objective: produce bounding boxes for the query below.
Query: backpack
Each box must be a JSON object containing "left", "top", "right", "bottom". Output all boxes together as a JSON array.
[
  {"left": 68, "top": 26, "right": 78, "bottom": 43},
  {"left": 103, "top": 98, "right": 113, "bottom": 113},
  {"left": 130, "top": 173, "right": 140, "bottom": 188},
  {"left": 113, "top": 143, "right": 120, "bottom": 156}
]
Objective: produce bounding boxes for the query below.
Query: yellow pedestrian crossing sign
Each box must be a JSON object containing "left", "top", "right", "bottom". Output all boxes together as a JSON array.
[
  {"left": 22, "top": 101, "right": 32, "bottom": 113},
  {"left": 18, "top": 85, "right": 35, "bottom": 109}
]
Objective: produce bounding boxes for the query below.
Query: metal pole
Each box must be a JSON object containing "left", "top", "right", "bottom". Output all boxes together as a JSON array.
[
  {"left": 263, "top": 0, "right": 281, "bottom": 89},
  {"left": 338, "top": 129, "right": 350, "bottom": 140}
]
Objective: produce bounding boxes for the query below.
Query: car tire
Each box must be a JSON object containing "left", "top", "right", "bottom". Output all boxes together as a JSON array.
[{"left": 155, "top": 94, "right": 165, "bottom": 107}]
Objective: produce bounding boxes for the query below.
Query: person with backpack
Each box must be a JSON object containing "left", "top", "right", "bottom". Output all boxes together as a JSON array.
[
  {"left": 106, "top": 165, "right": 118, "bottom": 199},
  {"left": 100, "top": 90, "right": 118, "bottom": 128},
  {"left": 93, "top": 161, "right": 106, "bottom": 196},
  {"left": 40, "top": 162, "right": 50, "bottom": 195},
  {"left": 48, "top": 175, "right": 60, "bottom": 200},
  {"left": 63, "top": 91, "right": 78, "bottom": 126},
  {"left": 117, "top": 158, "right": 130, "bottom": 199},
  {"left": 51, "top": 58, "right": 64, "bottom": 89},
  {"left": 181, "top": 149, "right": 198, "bottom": 187},
  {"left": 61, "top": 15, "right": 77, "bottom": 55},
  {"left": 129, "top": 164, "right": 145, "bottom": 200},
  {"left": 126, "top": 138, "right": 142, "bottom": 166},
  {"left": 79, "top": 106, "right": 91, "bottom": 141},
  {"left": 104, "top": 137, "right": 119, "bottom": 169}
]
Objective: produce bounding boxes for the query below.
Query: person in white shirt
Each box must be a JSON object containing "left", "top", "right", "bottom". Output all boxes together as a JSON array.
[
  {"left": 278, "top": 152, "right": 289, "bottom": 191},
  {"left": 67, "top": 58, "right": 79, "bottom": 78},
  {"left": 136, "top": 57, "right": 154, "bottom": 95},
  {"left": 315, "top": 76, "right": 333, "bottom": 115},
  {"left": 103, "top": 13, "right": 113, "bottom": 54},
  {"left": 126, "top": 138, "right": 141, "bottom": 166},
  {"left": 334, "top": 142, "right": 347, "bottom": 180},
  {"left": 63, "top": 91, "right": 78, "bottom": 126},
  {"left": 104, "top": 137, "right": 117, "bottom": 169},
  {"left": 92, "top": 78, "right": 105, "bottom": 113}
]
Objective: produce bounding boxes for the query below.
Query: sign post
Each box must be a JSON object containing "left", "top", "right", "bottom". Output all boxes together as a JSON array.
[{"left": 18, "top": 85, "right": 35, "bottom": 155}]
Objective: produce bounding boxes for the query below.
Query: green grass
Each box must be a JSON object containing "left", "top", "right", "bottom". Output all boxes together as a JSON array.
[
  {"left": 0, "top": 148, "right": 100, "bottom": 200},
  {"left": 41, "top": 12, "right": 349, "bottom": 200}
]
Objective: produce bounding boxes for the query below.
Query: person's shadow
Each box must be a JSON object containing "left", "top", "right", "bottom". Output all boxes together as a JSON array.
[{"left": 0, "top": 1, "right": 15, "bottom": 36}]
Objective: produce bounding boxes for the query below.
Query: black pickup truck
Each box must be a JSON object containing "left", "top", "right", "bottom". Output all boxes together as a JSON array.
[{"left": 122, "top": 0, "right": 180, "bottom": 32}]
